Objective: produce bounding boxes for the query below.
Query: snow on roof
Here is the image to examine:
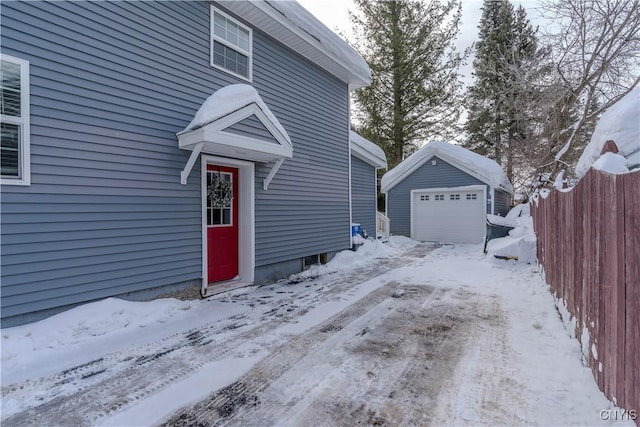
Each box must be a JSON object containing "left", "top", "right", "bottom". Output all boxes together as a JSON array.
[
  {"left": 220, "top": 1, "right": 371, "bottom": 89},
  {"left": 575, "top": 87, "right": 640, "bottom": 178},
  {"left": 350, "top": 131, "right": 387, "bottom": 169},
  {"left": 178, "top": 84, "right": 291, "bottom": 145},
  {"left": 381, "top": 141, "right": 513, "bottom": 193},
  {"left": 591, "top": 152, "right": 629, "bottom": 175}
]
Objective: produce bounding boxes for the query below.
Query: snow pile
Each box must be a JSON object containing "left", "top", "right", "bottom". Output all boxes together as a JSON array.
[
  {"left": 505, "top": 203, "right": 530, "bottom": 219},
  {"left": 2, "top": 298, "right": 191, "bottom": 356},
  {"left": 381, "top": 141, "right": 512, "bottom": 193},
  {"left": 352, "top": 233, "right": 367, "bottom": 245},
  {"left": 592, "top": 152, "right": 629, "bottom": 174},
  {"left": 575, "top": 87, "right": 640, "bottom": 178},
  {"left": 289, "top": 236, "right": 415, "bottom": 281},
  {"left": 178, "top": 84, "right": 291, "bottom": 147},
  {"left": 486, "top": 213, "right": 515, "bottom": 227},
  {"left": 1, "top": 297, "right": 246, "bottom": 384},
  {"left": 486, "top": 208, "right": 537, "bottom": 264}
]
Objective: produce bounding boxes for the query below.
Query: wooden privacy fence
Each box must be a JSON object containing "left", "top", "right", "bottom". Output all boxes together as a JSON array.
[{"left": 531, "top": 168, "right": 639, "bottom": 413}]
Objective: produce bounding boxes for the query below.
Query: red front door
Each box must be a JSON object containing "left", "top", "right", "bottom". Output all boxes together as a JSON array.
[{"left": 206, "top": 165, "right": 239, "bottom": 283}]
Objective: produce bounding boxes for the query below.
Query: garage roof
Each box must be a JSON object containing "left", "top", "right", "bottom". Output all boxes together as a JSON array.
[{"left": 381, "top": 141, "right": 513, "bottom": 194}]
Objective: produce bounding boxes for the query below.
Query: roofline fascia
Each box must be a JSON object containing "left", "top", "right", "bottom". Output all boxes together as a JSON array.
[
  {"left": 245, "top": 1, "right": 371, "bottom": 88},
  {"left": 382, "top": 152, "right": 513, "bottom": 194},
  {"left": 351, "top": 142, "right": 387, "bottom": 169}
]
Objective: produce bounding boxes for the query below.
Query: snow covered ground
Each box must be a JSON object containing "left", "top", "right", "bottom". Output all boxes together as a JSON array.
[{"left": 1, "top": 237, "right": 635, "bottom": 426}]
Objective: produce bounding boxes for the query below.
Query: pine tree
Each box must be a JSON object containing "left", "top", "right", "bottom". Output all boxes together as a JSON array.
[
  {"left": 463, "top": 0, "right": 543, "bottom": 188},
  {"left": 350, "top": 0, "right": 466, "bottom": 169}
]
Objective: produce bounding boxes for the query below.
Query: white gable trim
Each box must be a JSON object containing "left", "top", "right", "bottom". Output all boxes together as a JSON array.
[
  {"left": 382, "top": 153, "right": 511, "bottom": 194},
  {"left": 178, "top": 92, "right": 292, "bottom": 186}
]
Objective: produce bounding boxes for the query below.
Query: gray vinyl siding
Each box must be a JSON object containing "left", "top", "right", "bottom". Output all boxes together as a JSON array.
[
  {"left": 223, "top": 114, "right": 277, "bottom": 143},
  {"left": 493, "top": 190, "right": 512, "bottom": 216},
  {"left": 252, "top": 12, "right": 350, "bottom": 266},
  {"left": 0, "top": 1, "right": 350, "bottom": 320},
  {"left": 350, "top": 155, "right": 376, "bottom": 237},
  {"left": 386, "top": 156, "right": 488, "bottom": 237}
]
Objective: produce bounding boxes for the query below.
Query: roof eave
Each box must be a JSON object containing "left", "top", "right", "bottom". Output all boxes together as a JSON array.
[
  {"left": 381, "top": 151, "right": 513, "bottom": 195},
  {"left": 219, "top": 1, "right": 371, "bottom": 88}
]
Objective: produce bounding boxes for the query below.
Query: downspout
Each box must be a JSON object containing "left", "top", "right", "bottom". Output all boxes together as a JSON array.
[{"left": 348, "top": 95, "right": 353, "bottom": 248}]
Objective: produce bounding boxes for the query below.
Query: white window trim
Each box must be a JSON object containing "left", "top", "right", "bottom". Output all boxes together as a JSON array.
[
  {"left": 210, "top": 5, "right": 253, "bottom": 82},
  {"left": 0, "top": 54, "right": 30, "bottom": 186}
]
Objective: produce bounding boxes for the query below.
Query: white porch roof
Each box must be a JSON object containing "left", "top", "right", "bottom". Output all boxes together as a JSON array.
[{"left": 177, "top": 84, "right": 293, "bottom": 188}]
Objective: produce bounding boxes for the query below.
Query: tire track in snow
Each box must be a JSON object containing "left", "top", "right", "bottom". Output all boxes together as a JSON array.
[
  {"left": 159, "top": 282, "right": 500, "bottom": 427},
  {"left": 1, "top": 244, "right": 433, "bottom": 426},
  {"left": 159, "top": 281, "right": 408, "bottom": 427}
]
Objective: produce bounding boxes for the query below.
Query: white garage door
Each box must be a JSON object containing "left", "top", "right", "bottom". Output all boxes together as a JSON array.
[{"left": 412, "top": 188, "right": 485, "bottom": 244}]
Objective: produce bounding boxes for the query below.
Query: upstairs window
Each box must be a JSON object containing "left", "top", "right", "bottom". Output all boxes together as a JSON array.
[
  {"left": 211, "top": 7, "right": 252, "bottom": 81},
  {"left": 1, "top": 54, "right": 30, "bottom": 186}
]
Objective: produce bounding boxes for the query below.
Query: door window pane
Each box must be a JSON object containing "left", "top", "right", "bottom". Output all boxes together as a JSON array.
[{"left": 207, "top": 171, "right": 233, "bottom": 226}]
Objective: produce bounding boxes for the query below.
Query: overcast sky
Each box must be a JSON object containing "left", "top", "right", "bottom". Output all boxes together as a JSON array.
[{"left": 296, "top": 0, "right": 545, "bottom": 86}]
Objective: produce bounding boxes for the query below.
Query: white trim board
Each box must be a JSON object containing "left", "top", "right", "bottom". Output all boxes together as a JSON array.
[
  {"left": 0, "top": 54, "right": 30, "bottom": 186},
  {"left": 201, "top": 155, "right": 255, "bottom": 296}
]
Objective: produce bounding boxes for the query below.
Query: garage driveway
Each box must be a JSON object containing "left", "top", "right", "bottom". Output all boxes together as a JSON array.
[
  {"left": 2, "top": 240, "right": 622, "bottom": 426},
  {"left": 161, "top": 283, "right": 511, "bottom": 426}
]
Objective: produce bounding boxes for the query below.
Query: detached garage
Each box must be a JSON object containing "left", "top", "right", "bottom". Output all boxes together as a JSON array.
[{"left": 381, "top": 141, "right": 513, "bottom": 244}]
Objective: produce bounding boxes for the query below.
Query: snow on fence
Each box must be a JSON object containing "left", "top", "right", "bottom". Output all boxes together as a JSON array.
[{"left": 531, "top": 168, "right": 639, "bottom": 412}]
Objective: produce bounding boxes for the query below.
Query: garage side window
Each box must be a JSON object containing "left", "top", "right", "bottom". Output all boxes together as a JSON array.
[{"left": 1, "top": 54, "right": 30, "bottom": 186}]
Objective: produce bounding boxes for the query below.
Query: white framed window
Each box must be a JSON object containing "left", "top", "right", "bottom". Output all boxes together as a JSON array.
[
  {"left": 207, "top": 171, "right": 234, "bottom": 227},
  {"left": 435, "top": 194, "right": 444, "bottom": 201},
  {"left": 420, "top": 195, "right": 429, "bottom": 201},
  {"left": 466, "top": 193, "right": 477, "bottom": 200},
  {"left": 1, "top": 54, "right": 30, "bottom": 186},
  {"left": 210, "top": 6, "right": 252, "bottom": 81},
  {"left": 450, "top": 194, "right": 460, "bottom": 200}
]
